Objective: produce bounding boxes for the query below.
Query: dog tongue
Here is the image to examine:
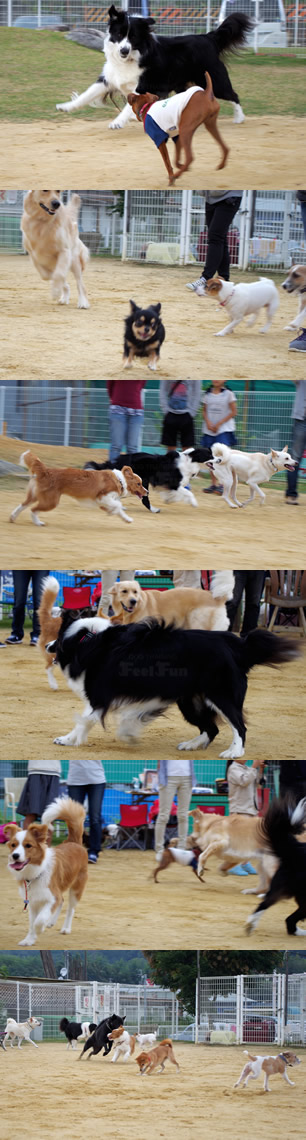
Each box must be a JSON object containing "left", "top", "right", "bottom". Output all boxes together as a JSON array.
[{"left": 10, "top": 860, "right": 28, "bottom": 871}]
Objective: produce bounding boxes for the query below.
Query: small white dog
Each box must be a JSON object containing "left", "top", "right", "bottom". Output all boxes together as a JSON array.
[
  {"left": 203, "top": 275, "right": 279, "bottom": 335},
  {"left": 206, "top": 442, "right": 296, "bottom": 507},
  {"left": 135, "top": 1032, "right": 157, "bottom": 1048},
  {"left": 234, "top": 1049, "right": 301, "bottom": 1093},
  {"left": 3, "top": 1017, "right": 41, "bottom": 1049},
  {"left": 282, "top": 264, "right": 306, "bottom": 330}
]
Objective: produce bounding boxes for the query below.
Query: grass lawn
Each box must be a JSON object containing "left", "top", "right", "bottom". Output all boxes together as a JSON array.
[{"left": 0, "top": 29, "right": 306, "bottom": 119}]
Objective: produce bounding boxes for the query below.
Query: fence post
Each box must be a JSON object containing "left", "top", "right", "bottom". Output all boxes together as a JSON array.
[
  {"left": 17, "top": 981, "right": 20, "bottom": 1022},
  {"left": 206, "top": 0, "right": 211, "bottom": 34},
  {"left": 236, "top": 974, "right": 243, "bottom": 1044},
  {"left": 242, "top": 191, "right": 254, "bottom": 271},
  {"left": 37, "top": 0, "right": 41, "bottom": 28},
  {"left": 29, "top": 983, "right": 32, "bottom": 1019},
  {"left": 64, "top": 388, "right": 72, "bottom": 447},
  {"left": 92, "top": 980, "right": 98, "bottom": 1023},
  {"left": 254, "top": 0, "right": 259, "bottom": 54},
  {"left": 0, "top": 386, "right": 5, "bottom": 435},
  {"left": 7, "top": 0, "right": 12, "bottom": 25},
  {"left": 137, "top": 986, "right": 141, "bottom": 1032},
  {"left": 122, "top": 191, "right": 128, "bottom": 260},
  {"left": 195, "top": 951, "right": 200, "bottom": 1044},
  {"left": 294, "top": 0, "right": 299, "bottom": 45},
  {"left": 183, "top": 190, "right": 192, "bottom": 264}
]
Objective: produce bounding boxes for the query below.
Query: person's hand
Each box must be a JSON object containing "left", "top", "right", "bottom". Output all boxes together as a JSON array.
[
  {"left": 205, "top": 419, "right": 215, "bottom": 433},
  {"left": 252, "top": 758, "right": 265, "bottom": 770}
]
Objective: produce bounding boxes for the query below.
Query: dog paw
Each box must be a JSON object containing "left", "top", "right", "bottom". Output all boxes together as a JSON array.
[
  {"left": 108, "top": 120, "right": 123, "bottom": 130},
  {"left": 19, "top": 936, "right": 36, "bottom": 946},
  {"left": 78, "top": 299, "right": 90, "bottom": 309}
]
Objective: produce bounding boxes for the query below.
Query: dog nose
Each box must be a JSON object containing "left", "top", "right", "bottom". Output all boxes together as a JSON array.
[
  {"left": 51, "top": 199, "right": 61, "bottom": 210},
  {"left": 130, "top": 598, "right": 137, "bottom": 606},
  {"left": 120, "top": 46, "right": 130, "bottom": 57},
  {"left": 12, "top": 851, "right": 21, "bottom": 860}
]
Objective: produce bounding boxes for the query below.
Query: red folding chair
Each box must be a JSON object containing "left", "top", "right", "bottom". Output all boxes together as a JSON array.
[
  {"left": 63, "top": 586, "right": 91, "bottom": 609},
  {"left": 198, "top": 805, "right": 225, "bottom": 816},
  {"left": 117, "top": 804, "right": 149, "bottom": 850}
]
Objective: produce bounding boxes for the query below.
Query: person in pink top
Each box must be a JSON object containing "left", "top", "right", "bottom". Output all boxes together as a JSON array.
[{"left": 107, "top": 379, "right": 147, "bottom": 463}]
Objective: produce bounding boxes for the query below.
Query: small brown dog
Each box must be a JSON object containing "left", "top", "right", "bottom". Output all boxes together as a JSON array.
[
  {"left": 135, "top": 1039, "right": 180, "bottom": 1075},
  {"left": 21, "top": 191, "right": 90, "bottom": 308},
  {"left": 128, "top": 74, "right": 228, "bottom": 185},
  {"left": 10, "top": 450, "right": 147, "bottom": 526}
]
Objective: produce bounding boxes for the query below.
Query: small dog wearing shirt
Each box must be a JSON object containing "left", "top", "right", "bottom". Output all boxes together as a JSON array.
[{"left": 128, "top": 74, "right": 228, "bottom": 185}]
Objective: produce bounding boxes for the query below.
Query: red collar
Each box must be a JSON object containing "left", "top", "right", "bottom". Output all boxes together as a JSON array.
[
  {"left": 138, "top": 102, "right": 152, "bottom": 129},
  {"left": 219, "top": 289, "right": 235, "bottom": 308}
]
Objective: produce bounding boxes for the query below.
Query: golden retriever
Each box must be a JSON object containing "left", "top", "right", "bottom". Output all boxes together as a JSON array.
[
  {"left": 21, "top": 190, "right": 90, "bottom": 308},
  {"left": 103, "top": 571, "right": 234, "bottom": 630},
  {"left": 9, "top": 450, "right": 147, "bottom": 526}
]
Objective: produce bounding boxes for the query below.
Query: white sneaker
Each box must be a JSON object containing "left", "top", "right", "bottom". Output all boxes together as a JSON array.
[
  {"left": 155, "top": 851, "right": 162, "bottom": 862},
  {"left": 186, "top": 277, "right": 207, "bottom": 295}
]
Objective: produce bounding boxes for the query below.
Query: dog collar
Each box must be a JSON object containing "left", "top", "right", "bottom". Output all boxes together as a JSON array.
[
  {"left": 39, "top": 202, "right": 57, "bottom": 215},
  {"left": 278, "top": 1053, "right": 289, "bottom": 1064},
  {"left": 269, "top": 455, "right": 278, "bottom": 471},
  {"left": 219, "top": 289, "right": 235, "bottom": 307}
]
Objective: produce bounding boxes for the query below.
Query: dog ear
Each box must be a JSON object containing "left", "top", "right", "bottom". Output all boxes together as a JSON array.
[
  {"left": 27, "top": 823, "right": 49, "bottom": 843},
  {"left": 283, "top": 444, "right": 288, "bottom": 452},
  {"left": 3, "top": 823, "right": 20, "bottom": 839},
  {"left": 121, "top": 465, "right": 133, "bottom": 476},
  {"left": 152, "top": 302, "right": 161, "bottom": 314},
  {"left": 129, "top": 299, "right": 138, "bottom": 314}
]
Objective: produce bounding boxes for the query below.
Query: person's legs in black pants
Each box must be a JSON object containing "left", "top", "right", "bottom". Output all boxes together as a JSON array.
[
  {"left": 240, "top": 571, "right": 266, "bottom": 636},
  {"left": 87, "top": 783, "right": 105, "bottom": 858},
  {"left": 31, "top": 571, "right": 49, "bottom": 640},
  {"left": 202, "top": 198, "right": 242, "bottom": 282},
  {"left": 226, "top": 571, "right": 246, "bottom": 631},
  {"left": 10, "top": 571, "right": 32, "bottom": 639}
]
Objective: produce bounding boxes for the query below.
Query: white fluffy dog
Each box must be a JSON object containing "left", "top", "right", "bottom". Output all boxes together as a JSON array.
[
  {"left": 203, "top": 275, "right": 279, "bottom": 335},
  {"left": 206, "top": 443, "right": 296, "bottom": 507},
  {"left": 136, "top": 1032, "right": 158, "bottom": 1048},
  {"left": 3, "top": 1017, "right": 41, "bottom": 1049}
]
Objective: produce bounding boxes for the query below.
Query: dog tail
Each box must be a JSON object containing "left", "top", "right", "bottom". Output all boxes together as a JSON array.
[
  {"left": 67, "top": 194, "right": 90, "bottom": 269},
  {"left": 209, "top": 13, "right": 253, "bottom": 55},
  {"left": 38, "top": 575, "right": 60, "bottom": 624},
  {"left": 237, "top": 628, "right": 301, "bottom": 674},
  {"left": 211, "top": 570, "right": 234, "bottom": 604},
  {"left": 261, "top": 796, "right": 306, "bottom": 861},
  {"left": 41, "top": 796, "right": 86, "bottom": 844},
  {"left": 204, "top": 71, "right": 214, "bottom": 100},
  {"left": 19, "top": 449, "right": 44, "bottom": 474}
]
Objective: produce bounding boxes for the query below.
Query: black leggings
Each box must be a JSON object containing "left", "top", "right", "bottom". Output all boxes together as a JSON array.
[{"left": 202, "top": 197, "right": 242, "bottom": 281}]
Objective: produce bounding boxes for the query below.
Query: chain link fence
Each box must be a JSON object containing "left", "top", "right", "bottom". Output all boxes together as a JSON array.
[
  {"left": 0, "top": 979, "right": 179, "bottom": 1040},
  {"left": 196, "top": 972, "right": 306, "bottom": 1045},
  {"left": 2, "top": 0, "right": 306, "bottom": 49},
  {"left": 1, "top": 191, "right": 306, "bottom": 271}
]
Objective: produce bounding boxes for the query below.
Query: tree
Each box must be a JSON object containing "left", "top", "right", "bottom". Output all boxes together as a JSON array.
[
  {"left": 40, "top": 951, "right": 57, "bottom": 979},
  {"left": 144, "top": 952, "right": 285, "bottom": 1014}
]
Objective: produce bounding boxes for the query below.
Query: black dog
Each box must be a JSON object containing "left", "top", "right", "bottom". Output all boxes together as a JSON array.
[
  {"left": 246, "top": 797, "right": 306, "bottom": 937},
  {"left": 79, "top": 1014, "right": 125, "bottom": 1059},
  {"left": 47, "top": 616, "right": 299, "bottom": 756},
  {"left": 84, "top": 446, "right": 212, "bottom": 513},
  {"left": 60, "top": 1018, "right": 97, "bottom": 1049},
  {"left": 57, "top": 8, "right": 252, "bottom": 126},
  {"left": 123, "top": 299, "right": 165, "bottom": 370}
]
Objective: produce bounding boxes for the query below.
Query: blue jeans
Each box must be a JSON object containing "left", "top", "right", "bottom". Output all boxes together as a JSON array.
[
  {"left": 12, "top": 570, "right": 49, "bottom": 639},
  {"left": 67, "top": 783, "right": 105, "bottom": 856},
  {"left": 109, "top": 408, "right": 144, "bottom": 463},
  {"left": 201, "top": 431, "right": 236, "bottom": 449},
  {"left": 286, "top": 418, "right": 306, "bottom": 499},
  {"left": 300, "top": 202, "right": 306, "bottom": 242}
]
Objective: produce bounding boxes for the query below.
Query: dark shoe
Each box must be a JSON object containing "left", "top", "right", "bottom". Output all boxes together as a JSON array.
[
  {"left": 203, "top": 485, "right": 223, "bottom": 494},
  {"left": 286, "top": 496, "right": 299, "bottom": 505},
  {"left": 5, "top": 634, "right": 23, "bottom": 644},
  {"left": 30, "top": 636, "right": 39, "bottom": 646},
  {"left": 288, "top": 328, "right": 306, "bottom": 351},
  {"left": 88, "top": 853, "right": 98, "bottom": 864}
]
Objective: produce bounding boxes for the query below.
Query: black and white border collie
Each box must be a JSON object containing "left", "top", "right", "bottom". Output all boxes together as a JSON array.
[
  {"left": 59, "top": 1018, "right": 97, "bottom": 1049},
  {"left": 56, "top": 6, "right": 252, "bottom": 128},
  {"left": 84, "top": 447, "right": 212, "bottom": 513},
  {"left": 47, "top": 613, "right": 298, "bottom": 755}
]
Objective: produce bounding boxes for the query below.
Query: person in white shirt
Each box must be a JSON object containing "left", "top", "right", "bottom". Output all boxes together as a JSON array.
[
  {"left": 154, "top": 756, "right": 195, "bottom": 860},
  {"left": 67, "top": 755, "right": 106, "bottom": 865},
  {"left": 202, "top": 377, "right": 237, "bottom": 494}
]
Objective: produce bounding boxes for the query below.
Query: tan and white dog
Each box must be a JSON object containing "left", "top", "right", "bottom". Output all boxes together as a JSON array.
[
  {"left": 107, "top": 1026, "right": 136, "bottom": 1062},
  {"left": 21, "top": 191, "right": 90, "bottom": 309},
  {"left": 9, "top": 450, "right": 147, "bottom": 526},
  {"left": 3, "top": 1017, "right": 41, "bottom": 1050},
  {"left": 189, "top": 809, "right": 278, "bottom": 893},
  {"left": 282, "top": 264, "right": 306, "bottom": 331},
  {"left": 203, "top": 276, "right": 279, "bottom": 336},
  {"left": 106, "top": 571, "right": 234, "bottom": 631},
  {"left": 135, "top": 1038, "right": 180, "bottom": 1075},
  {"left": 234, "top": 1050, "right": 301, "bottom": 1093},
  {"left": 206, "top": 442, "right": 296, "bottom": 507},
  {"left": 4, "top": 797, "right": 88, "bottom": 945}
]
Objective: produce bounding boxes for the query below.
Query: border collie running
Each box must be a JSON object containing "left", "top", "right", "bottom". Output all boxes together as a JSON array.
[
  {"left": 84, "top": 447, "right": 212, "bottom": 513},
  {"left": 56, "top": 6, "right": 252, "bottom": 128},
  {"left": 246, "top": 797, "right": 306, "bottom": 936},
  {"left": 47, "top": 615, "right": 298, "bottom": 756}
]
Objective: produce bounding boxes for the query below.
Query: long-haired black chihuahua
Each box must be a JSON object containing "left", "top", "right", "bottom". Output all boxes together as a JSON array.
[{"left": 123, "top": 299, "right": 165, "bottom": 370}]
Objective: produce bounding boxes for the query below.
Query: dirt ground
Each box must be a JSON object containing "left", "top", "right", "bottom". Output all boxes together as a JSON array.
[
  {"left": 0, "top": 635, "right": 305, "bottom": 949},
  {"left": 1, "top": 257, "right": 304, "bottom": 384},
  {"left": 2, "top": 1044, "right": 304, "bottom": 1140},
  {"left": 1, "top": 116, "right": 306, "bottom": 188}
]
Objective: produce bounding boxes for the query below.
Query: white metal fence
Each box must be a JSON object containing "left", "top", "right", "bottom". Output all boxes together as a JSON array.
[
  {"left": 2, "top": 0, "right": 306, "bottom": 49},
  {"left": 196, "top": 973, "right": 306, "bottom": 1045},
  {"left": 0, "top": 979, "right": 179, "bottom": 1040},
  {"left": 1, "top": 190, "right": 306, "bottom": 271},
  {"left": 0, "top": 382, "right": 295, "bottom": 454}
]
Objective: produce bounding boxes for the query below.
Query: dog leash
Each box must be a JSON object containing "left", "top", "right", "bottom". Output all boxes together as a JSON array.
[{"left": 23, "top": 880, "right": 30, "bottom": 909}]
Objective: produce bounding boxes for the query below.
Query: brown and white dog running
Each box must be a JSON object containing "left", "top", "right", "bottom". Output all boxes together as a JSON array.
[
  {"left": 128, "top": 75, "right": 228, "bottom": 186},
  {"left": 107, "top": 1026, "right": 136, "bottom": 1062},
  {"left": 135, "top": 1038, "right": 180, "bottom": 1075},
  {"left": 21, "top": 191, "right": 90, "bottom": 309},
  {"left": 9, "top": 450, "right": 147, "bottom": 526},
  {"left": 282, "top": 264, "right": 306, "bottom": 332},
  {"left": 106, "top": 571, "right": 234, "bottom": 631},
  {"left": 3, "top": 1017, "right": 42, "bottom": 1050},
  {"left": 234, "top": 1050, "right": 301, "bottom": 1093},
  {"left": 4, "top": 797, "right": 88, "bottom": 945}
]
